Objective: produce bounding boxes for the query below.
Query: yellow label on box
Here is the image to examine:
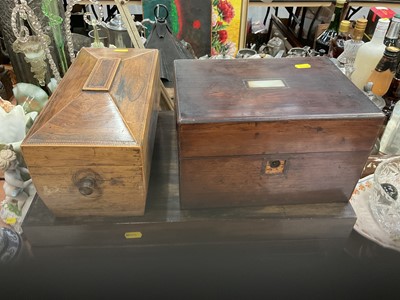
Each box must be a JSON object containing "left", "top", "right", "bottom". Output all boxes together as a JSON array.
[
  {"left": 124, "top": 232, "right": 142, "bottom": 239},
  {"left": 295, "top": 64, "right": 311, "bottom": 69},
  {"left": 5, "top": 217, "right": 17, "bottom": 225},
  {"left": 114, "top": 49, "right": 129, "bottom": 52}
]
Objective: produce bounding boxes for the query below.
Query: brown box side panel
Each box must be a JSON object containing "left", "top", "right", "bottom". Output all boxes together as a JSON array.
[
  {"left": 22, "top": 146, "right": 139, "bottom": 168},
  {"left": 179, "top": 151, "right": 370, "bottom": 209},
  {"left": 141, "top": 56, "right": 160, "bottom": 194},
  {"left": 23, "top": 147, "right": 145, "bottom": 217},
  {"left": 178, "top": 118, "right": 383, "bottom": 158},
  {"left": 29, "top": 165, "right": 145, "bottom": 217}
]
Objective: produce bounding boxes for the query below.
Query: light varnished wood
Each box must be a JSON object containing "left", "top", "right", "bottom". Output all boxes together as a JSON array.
[
  {"left": 22, "top": 48, "right": 160, "bottom": 217},
  {"left": 83, "top": 58, "right": 121, "bottom": 91}
]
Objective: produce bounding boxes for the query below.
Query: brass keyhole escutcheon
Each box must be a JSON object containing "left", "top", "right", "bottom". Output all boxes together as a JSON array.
[{"left": 264, "top": 160, "right": 286, "bottom": 175}]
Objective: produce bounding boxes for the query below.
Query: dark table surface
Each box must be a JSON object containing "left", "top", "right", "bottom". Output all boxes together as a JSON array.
[{"left": 2, "top": 112, "right": 400, "bottom": 298}]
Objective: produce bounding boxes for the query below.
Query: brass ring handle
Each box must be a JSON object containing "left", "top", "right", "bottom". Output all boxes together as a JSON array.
[{"left": 78, "top": 177, "right": 96, "bottom": 196}]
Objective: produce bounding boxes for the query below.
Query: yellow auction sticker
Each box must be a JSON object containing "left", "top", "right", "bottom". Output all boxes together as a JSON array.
[
  {"left": 124, "top": 231, "right": 143, "bottom": 239},
  {"left": 114, "top": 49, "right": 129, "bottom": 52},
  {"left": 295, "top": 64, "right": 311, "bottom": 69},
  {"left": 5, "top": 217, "right": 17, "bottom": 225}
]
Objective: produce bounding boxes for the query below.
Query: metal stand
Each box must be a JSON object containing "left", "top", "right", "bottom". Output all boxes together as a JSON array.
[{"left": 115, "top": 0, "right": 174, "bottom": 110}]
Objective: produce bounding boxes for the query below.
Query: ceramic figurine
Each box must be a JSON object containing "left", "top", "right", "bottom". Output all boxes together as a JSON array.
[
  {"left": 0, "top": 227, "right": 21, "bottom": 263},
  {"left": 0, "top": 100, "right": 27, "bottom": 149},
  {"left": 0, "top": 147, "right": 32, "bottom": 211},
  {"left": 12, "top": 82, "right": 49, "bottom": 112},
  {"left": 0, "top": 97, "right": 38, "bottom": 152}
]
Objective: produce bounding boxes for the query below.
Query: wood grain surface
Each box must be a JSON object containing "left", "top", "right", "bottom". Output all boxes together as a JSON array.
[
  {"left": 21, "top": 48, "right": 160, "bottom": 217},
  {"left": 179, "top": 151, "right": 370, "bottom": 208},
  {"left": 175, "top": 57, "right": 384, "bottom": 124},
  {"left": 175, "top": 57, "right": 385, "bottom": 209},
  {"left": 22, "top": 112, "right": 356, "bottom": 248}
]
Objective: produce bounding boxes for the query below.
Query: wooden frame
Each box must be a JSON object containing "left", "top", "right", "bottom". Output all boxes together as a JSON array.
[
  {"left": 267, "top": 14, "right": 303, "bottom": 50},
  {"left": 239, "top": 0, "right": 250, "bottom": 50}
]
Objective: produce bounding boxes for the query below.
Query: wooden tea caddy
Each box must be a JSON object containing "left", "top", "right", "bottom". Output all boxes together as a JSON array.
[{"left": 22, "top": 48, "right": 160, "bottom": 217}]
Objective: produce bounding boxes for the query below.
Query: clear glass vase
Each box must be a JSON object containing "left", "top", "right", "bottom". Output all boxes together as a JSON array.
[{"left": 369, "top": 156, "right": 400, "bottom": 239}]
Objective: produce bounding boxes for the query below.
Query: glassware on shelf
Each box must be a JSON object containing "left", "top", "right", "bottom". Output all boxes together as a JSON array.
[
  {"left": 351, "top": 18, "right": 390, "bottom": 90},
  {"left": 64, "top": 0, "right": 82, "bottom": 62},
  {"left": 383, "top": 63, "right": 400, "bottom": 119},
  {"left": 84, "top": 12, "right": 106, "bottom": 48},
  {"left": 363, "top": 82, "right": 386, "bottom": 110},
  {"left": 379, "top": 101, "right": 400, "bottom": 155},
  {"left": 328, "top": 20, "right": 350, "bottom": 58},
  {"left": 11, "top": 0, "right": 61, "bottom": 84},
  {"left": 41, "top": 0, "right": 68, "bottom": 75},
  {"left": 106, "top": 14, "right": 132, "bottom": 48},
  {"left": 315, "top": 0, "right": 346, "bottom": 53},
  {"left": 337, "top": 18, "right": 368, "bottom": 78},
  {"left": 88, "top": 28, "right": 109, "bottom": 48},
  {"left": 369, "top": 156, "right": 400, "bottom": 239},
  {"left": 65, "top": 0, "right": 105, "bottom": 62},
  {"left": 12, "top": 35, "right": 50, "bottom": 86},
  {"left": 384, "top": 14, "right": 400, "bottom": 47},
  {"left": 366, "top": 46, "right": 399, "bottom": 97}
]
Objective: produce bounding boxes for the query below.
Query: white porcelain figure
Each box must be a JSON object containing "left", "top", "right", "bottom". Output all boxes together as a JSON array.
[
  {"left": 0, "top": 98, "right": 38, "bottom": 152},
  {"left": 0, "top": 148, "right": 32, "bottom": 211},
  {"left": 0, "top": 103, "right": 26, "bottom": 146},
  {"left": 12, "top": 82, "right": 49, "bottom": 112}
]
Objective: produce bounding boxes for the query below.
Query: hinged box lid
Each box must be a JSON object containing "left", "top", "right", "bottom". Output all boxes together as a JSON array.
[
  {"left": 21, "top": 48, "right": 160, "bottom": 217},
  {"left": 175, "top": 57, "right": 385, "bottom": 159},
  {"left": 24, "top": 48, "right": 159, "bottom": 149},
  {"left": 175, "top": 57, "right": 383, "bottom": 124}
]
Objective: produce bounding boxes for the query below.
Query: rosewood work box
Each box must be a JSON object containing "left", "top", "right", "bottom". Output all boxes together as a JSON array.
[
  {"left": 175, "top": 57, "right": 385, "bottom": 209},
  {"left": 22, "top": 48, "right": 160, "bottom": 217}
]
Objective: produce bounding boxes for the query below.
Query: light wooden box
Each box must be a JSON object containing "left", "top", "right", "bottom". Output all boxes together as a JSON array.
[{"left": 22, "top": 48, "right": 160, "bottom": 217}]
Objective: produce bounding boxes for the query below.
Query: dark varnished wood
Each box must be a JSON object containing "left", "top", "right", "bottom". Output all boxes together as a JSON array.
[
  {"left": 175, "top": 57, "right": 383, "bottom": 124},
  {"left": 175, "top": 57, "right": 385, "bottom": 209},
  {"left": 180, "top": 152, "right": 369, "bottom": 208},
  {"left": 178, "top": 119, "right": 382, "bottom": 157},
  {"left": 22, "top": 112, "right": 356, "bottom": 248},
  {"left": 21, "top": 48, "right": 160, "bottom": 217}
]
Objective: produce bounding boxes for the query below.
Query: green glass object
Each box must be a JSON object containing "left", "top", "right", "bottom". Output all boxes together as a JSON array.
[{"left": 41, "top": 0, "right": 68, "bottom": 75}]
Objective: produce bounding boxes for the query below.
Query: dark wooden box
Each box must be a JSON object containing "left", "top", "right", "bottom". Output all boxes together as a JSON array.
[
  {"left": 21, "top": 48, "right": 160, "bottom": 217},
  {"left": 175, "top": 57, "right": 385, "bottom": 209}
]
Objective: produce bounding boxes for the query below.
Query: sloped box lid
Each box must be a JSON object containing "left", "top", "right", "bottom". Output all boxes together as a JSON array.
[{"left": 23, "top": 48, "right": 159, "bottom": 148}]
